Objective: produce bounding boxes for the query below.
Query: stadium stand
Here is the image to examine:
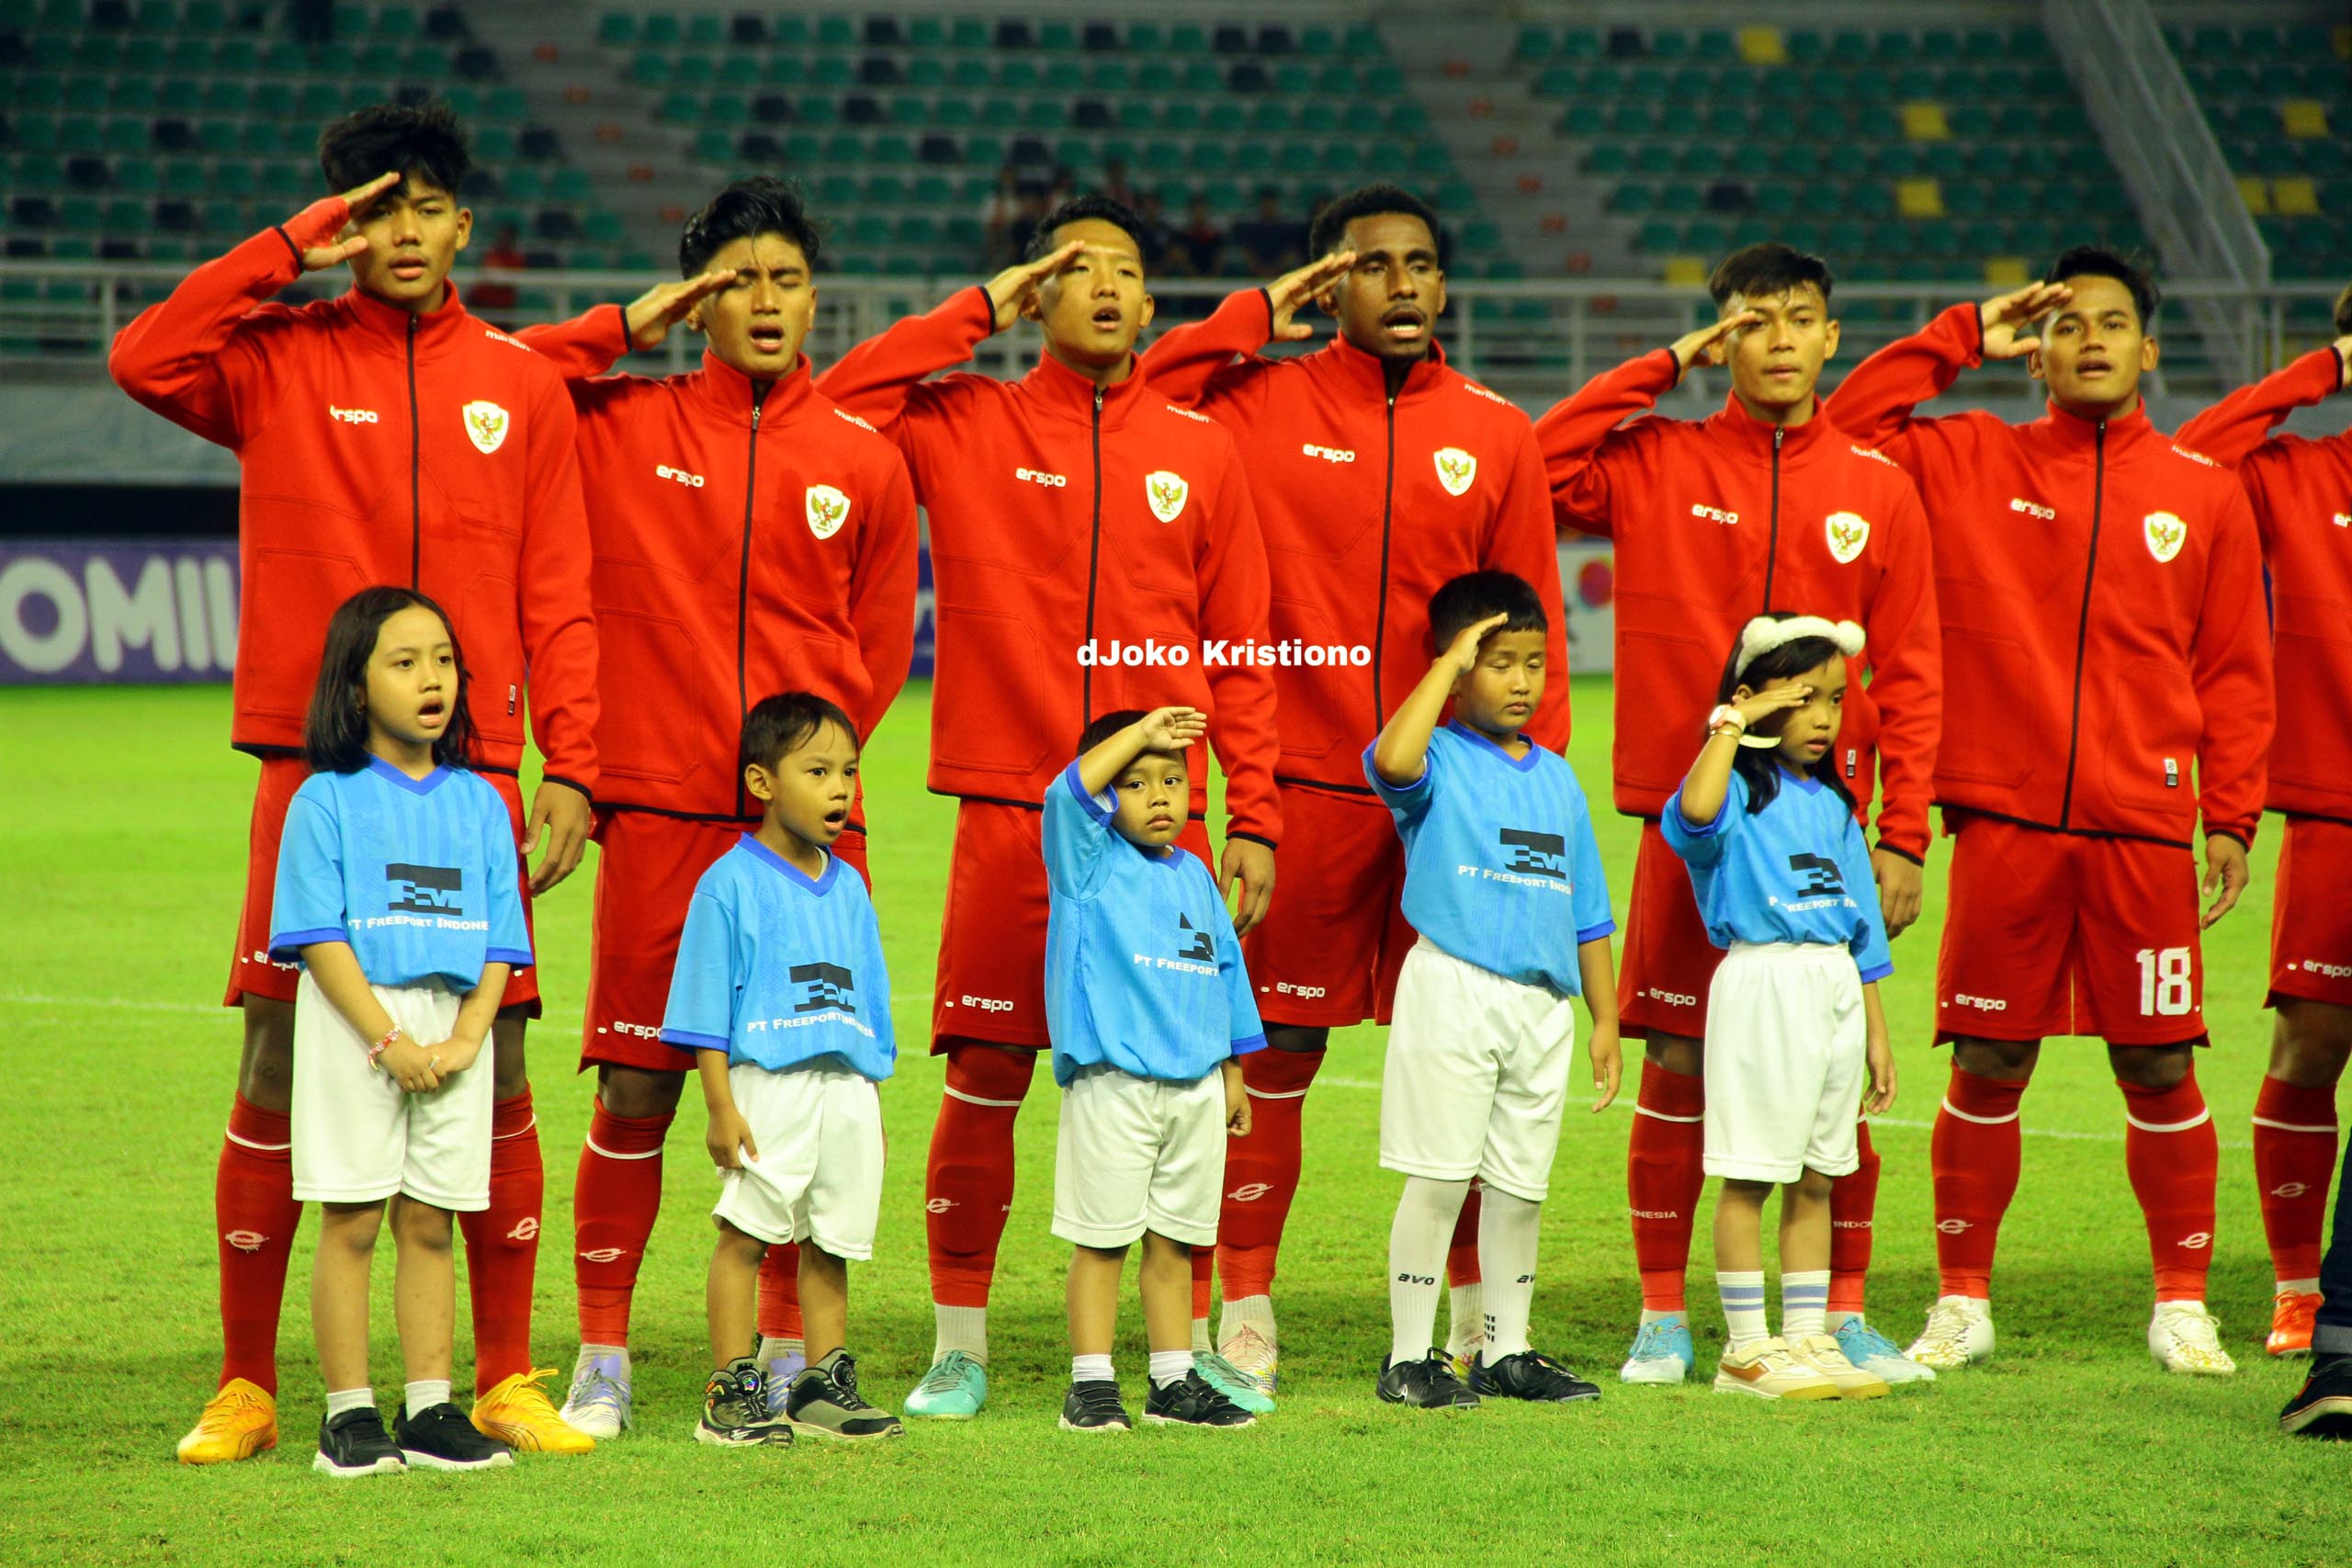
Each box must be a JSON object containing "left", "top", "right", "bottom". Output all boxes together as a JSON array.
[{"left": 2177, "top": 17, "right": 2352, "bottom": 283}]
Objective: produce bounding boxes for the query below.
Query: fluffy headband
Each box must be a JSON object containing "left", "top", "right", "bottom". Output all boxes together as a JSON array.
[{"left": 1734, "top": 615, "right": 1866, "bottom": 678}]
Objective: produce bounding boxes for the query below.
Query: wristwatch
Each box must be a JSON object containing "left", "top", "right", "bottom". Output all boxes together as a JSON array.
[{"left": 1706, "top": 704, "right": 1747, "bottom": 738}]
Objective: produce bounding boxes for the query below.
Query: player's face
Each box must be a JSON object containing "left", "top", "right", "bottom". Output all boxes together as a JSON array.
[
  {"left": 1720, "top": 285, "right": 1838, "bottom": 417},
  {"left": 2031, "top": 273, "right": 2157, "bottom": 413},
  {"left": 1452, "top": 626, "right": 1547, "bottom": 739},
  {"left": 344, "top": 174, "right": 469, "bottom": 313},
  {"left": 1110, "top": 750, "right": 1189, "bottom": 851},
  {"left": 1327, "top": 211, "right": 1446, "bottom": 363},
  {"left": 747, "top": 721, "right": 858, "bottom": 850},
  {"left": 362, "top": 604, "right": 457, "bottom": 755},
  {"left": 1027, "top": 219, "right": 1155, "bottom": 370},
  {"left": 689, "top": 233, "right": 817, "bottom": 383},
  {"left": 1739, "top": 654, "right": 1848, "bottom": 766}
]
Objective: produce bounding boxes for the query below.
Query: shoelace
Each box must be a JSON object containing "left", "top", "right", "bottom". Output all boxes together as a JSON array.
[
  {"left": 1841, "top": 1322, "right": 1905, "bottom": 1360},
  {"left": 572, "top": 1369, "right": 626, "bottom": 1413},
  {"left": 1195, "top": 1351, "right": 1258, "bottom": 1391},
  {"left": 1631, "top": 1322, "right": 1685, "bottom": 1358},
  {"left": 916, "top": 1350, "right": 977, "bottom": 1395},
  {"left": 1221, "top": 1325, "right": 1274, "bottom": 1372},
  {"left": 2159, "top": 1306, "right": 2224, "bottom": 1350},
  {"left": 1916, "top": 1305, "right": 1976, "bottom": 1353},
  {"left": 828, "top": 1359, "right": 878, "bottom": 1412},
  {"left": 503, "top": 1369, "right": 564, "bottom": 1412},
  {"left": 210, "top": 1384, "right": 272, "bottom": 1420}
]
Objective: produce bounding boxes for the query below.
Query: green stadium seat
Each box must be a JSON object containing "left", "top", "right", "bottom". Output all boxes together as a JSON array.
[{"left": 948, "top": 17, "right": 987, "bottom": 50}]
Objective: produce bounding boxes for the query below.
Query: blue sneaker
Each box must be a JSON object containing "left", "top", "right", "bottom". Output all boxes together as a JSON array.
[
  {"left": 904, "top": 1350, "right": 988, "bottom": 1419},
  {"left": 1835, "top": 1316, "right": 1937, "bottom": 1385},
  {"left": 1619, "top": 1317, "right": 1696, "bottom": 1384},
  {"left": 1193, "top": 1351, "right": 1275, "bottom": 1415}
]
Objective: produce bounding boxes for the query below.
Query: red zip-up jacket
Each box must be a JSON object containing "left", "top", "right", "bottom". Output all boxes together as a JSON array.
[
  {"left": 2175, "top": 344, "right": 2352, "bottom": 825},
  {"left": 816, "top": 288, "right": 1281, "bottom": 844},
  {"left": 108, "top": 197, "right": 598, "bottom": 795},
  {"left": 516, "top": 306, "right": 918, "bottom": 820},
  {"left": 1830, "top": 302, "right": 2273, "bottom": 847},
  {"left": 1537, "top": 350, "right": 1942, "bottom": 858},
  {"left": 1136, "top": 288, "right": 1570, "bottom": 793}
]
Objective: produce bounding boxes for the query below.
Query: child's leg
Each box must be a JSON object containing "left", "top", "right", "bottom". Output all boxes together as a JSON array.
[
  {"left": 1388, "top": 1176, "right": 1473, "bottom": 1365},
  {"left": 1067, "top": 1244, "right": 1126, "bottom": 1369},
  {"left": 313, "top": 1201, "right": 385, "bottom": 1395},
  {"left": 1778, "top": 1168, "right": 1835, "bottom": 1338},
  {"left": 1139, "top": 1231, "right": 1193, "bottom": 1354},
  {"left": 390, "top": 1194, "right": 456, "bottom": 1395},
  {"left": 1711, "top": 1179, "right": 1770, "bottom": 1348},
  {"left": 797, "top": 1243, "right": 848, "bottom": 1365},
  {"left": 1476, "top": 1187, "right": 1543, "bottom": 1359},
  {"left": 707, "top": 1219, "right": 767, "bottom": 1369}
]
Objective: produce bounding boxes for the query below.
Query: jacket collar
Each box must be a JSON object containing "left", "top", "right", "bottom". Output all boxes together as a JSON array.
[
  {"left": 1022, "top": 346, "right": 1156, "bottom": 428},
  {"left": 2032, "top": 395, "right": 2155, "bottom": 454},
  {"left": 1702, "top": 392, "right": 1842, "bottom": 468},
  {"left": 684, "top": 349, "right": 819, "bottom": 428},
  {"left": 336, "top": 278, "right": 475, "bottom": 360},
  {"left": 1314, "top": 330, "right": 1452, "bottom": 404}
]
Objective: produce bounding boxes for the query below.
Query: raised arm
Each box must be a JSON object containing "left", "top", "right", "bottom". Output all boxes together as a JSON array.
[
  {"left": 815, "top": 243, "right": 1080, "bottom": 429},
  {"left": 2175, "top": 342, "right": 2349, "bottom": 468},
  {"left": 1136, "top": 250, "right": 1354, "bottom": 407},
  {"left": 1532, "top": 348, "right": 1676, "bottom": 537},
  {"left": 1370, "top": 612, "right": 1504, "bottom": 787},
  {"left": 514, "top": 269, "right": 739, "bottom": 384},
  {"left": 1827, "top": 284, "right": 2065, "bottom": 461}
]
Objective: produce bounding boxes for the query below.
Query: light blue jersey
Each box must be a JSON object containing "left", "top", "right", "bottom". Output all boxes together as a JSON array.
[
  {"left": 1042, "top": 761, "right": 1267, "bottom": 1088},
  {"left": 1661, "top": 769, "right": 1894, "bottom": 982},
  {"left": 1363, "top": 722, "right": 1614, "bottom": 997},
  {"left": 660, "top": 835, "right": 895, "bottom": 1081},
  {"left": 269, "top": 757, "right": 530, "bottom": 991}
]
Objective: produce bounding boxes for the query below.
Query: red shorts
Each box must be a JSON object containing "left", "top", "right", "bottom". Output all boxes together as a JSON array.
[
  {"left": 228, "top": 755, "right": 540, "bottom": 1014},
  {"left": 2271, "top": 816, "right": 2352, "bottom": 1010},
  {"left": 932, "top": 798, "right": 1211, "bottom": 1052},
  {"left": 1617, "top": 820, "right": 1722, "bottom": 1042},
  {"left": 1238, "top": 784, "right": 1415, "bottom": 1028},
  {"left": 1936, "top": 815, "right": 2205, "bottom": 1045},
  {"left": 581, "top": 810, "right": 870, "bottom": 1072}
]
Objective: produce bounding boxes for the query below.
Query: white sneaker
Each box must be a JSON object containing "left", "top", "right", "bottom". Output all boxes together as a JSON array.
[
  {"left": 559, "top": 1346, "right": 632, "bottom": 1438},
  {"left": 1217, "top": 1323, "right": 1278, "bottom": 1396},
  {"left": 1713, "top": 1337, "right": 1839, "bottom": 1401},
  {"left": 1786, "top": 1333, "right": 1891, "bottom": 1400},
  {"left": 2149, "top": 1301, "right": 2236, "bottom": 1376},
  {"left": 1906, "top": 1295, "right": 1995, "bottom": 1370}
]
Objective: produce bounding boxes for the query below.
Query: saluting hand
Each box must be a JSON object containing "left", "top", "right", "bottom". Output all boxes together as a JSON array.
[
  {"left": 1669, "top": 310, "right": 1761, "bottom": 373},
  {"left": 1978, "top": 281, "right": 2073, "bottom": 360},
  {"left": 984, "top": 240, "right": 1084, "bottom": 332},
  {"left": 300, "top": 170, "right": 401, "bottom": 272},
  {"left": 621, "top": 268, "right": 738, "bottom": 351},
  {"left": 1263, "top": 250, "right": 1359, "bottom": 342}
]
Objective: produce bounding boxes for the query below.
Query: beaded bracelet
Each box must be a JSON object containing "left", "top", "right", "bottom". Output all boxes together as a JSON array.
[{"left": 367, "top": 1025, "right": 402, "bottom": 1071}]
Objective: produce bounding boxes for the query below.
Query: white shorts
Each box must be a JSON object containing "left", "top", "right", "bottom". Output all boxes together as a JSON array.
[
  {"left": 1702, "top": 942, "right": 1866, "bottom": 1184},
  {"left": 291, "top": 972, "right": 489, "bottom": 1211},
  {"left": 712, "top": 1061, "right": 885, "bottom": 1259},
  {"left": 1379, "top": 940, "right": 1578, "bottom": 1203},
  {"left": 1052, "top": 1064, "right": 1227, "bottom": 1249}
]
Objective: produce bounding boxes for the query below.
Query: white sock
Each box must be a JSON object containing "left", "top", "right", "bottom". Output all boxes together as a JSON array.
[
  {"left": 1070, "top": 1353, "right": 1114, "bottom": 1385},
  {"left": 1826, "top": 1310, "right": 1862, "bottom": 1333},
  {"left": 1639, "top": 1306, "right": 1686, "bottom": 1326},
  {"left": 324, "top": 1387, "right": 374, "bottom": 1418},
  {"left": 1477, "top": 1187, "right": 1542, "bottom": 1359},
  {"left": 2279, "top": 1277, "right": 2321, "bottom": 1296},
  {"left": 404, "top": 1378, "right": 451, "bottom": 1416},
  {"left": 1781, "top": 1269, "right": 1829, "bottom": 1339},
  {"left": 1148, "top": 1348, "right": 1192, "bottom": 1388},
  {"left": 1718, "top": 1269, "right": 1769, "bottom": 1349},
  {"left": 1219, "top": 1292, "right": 1275, "bottom": 1350},
  {"left": 1388, "top": 1176, "right": 1470, "bottom": 1366},
  {"left": 1191, "top": 1317, "right": 1213, "bottom": 1355},
  {"left": 1446, "top": 1282, "right": 1485, "bottom": 1358},
  {"left": 934, "top": 1303, "right": 988, "bottom": 1368},
  {"left": 757, "top": 1334, "right": 805, "bottom": 1364}
]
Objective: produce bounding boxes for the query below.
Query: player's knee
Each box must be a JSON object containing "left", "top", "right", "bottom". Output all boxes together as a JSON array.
[
  {"left": 598, "top": 1063, "right": 686, "bottom": 1119},
  {"left": 237, "top": 998, "right": 297, "bottom": 1100},
  {"left": 2272, "top": 1001, "right": 2352, "bottom": 1085},
  {"left": 942, "top": 1041, "right": 1036, "bottom": 1102},
  {"left": 1265, "top": 1023, "right": 1329, "bottom": 1055},
  {"left": 2108, "top": 1042, "right": 2193, "bottom": 1090},
  {"left": 490, "top": 1012, "right": 529, "bottom": 1099},
  {"left": 1644, "top": 1032, "right": 1703, "bottom": 1076},
  {"left": 1951, "top": 1037, "right": 2039, "bottom": 1081}
]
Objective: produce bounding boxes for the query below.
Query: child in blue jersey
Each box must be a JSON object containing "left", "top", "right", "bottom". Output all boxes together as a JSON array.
[
  {"left": 1365, "top": 570, "right": 1622, "bottom": 1410},
  {"left": 661, "top": 692, "right": 902, "bottom": 1447},
  {"left": 1044, "top": 706, "right": 1263, "bottom": 1432},
  {"left": 1663, "top": 613, "right": 1902, "bottom": 1404},
  {"left": 270, "top": 587, "right": 530, "bottom": 1477}
]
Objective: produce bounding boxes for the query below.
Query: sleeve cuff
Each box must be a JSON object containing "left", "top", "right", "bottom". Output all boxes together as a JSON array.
[
  {"left": 1363, "top": 741, "right": 1430, "bottom": 796},
  {"left": 270, "top": 224, "right": 303, "bottom": 267},
  {"left": 486, "top": 946, "right": 534, "bottom": 970},
  {"left": 1657, "top": 344, "right": 1684, "bottom": 389},
  {"left": 1062, "top": 760, "right": 1114, "bottom": 824},
  {"left": 2205, "top": 825, "right": 2253, "bottom": 850},
  {"left": 1874, "top": 841, "right": 1925, "bottom": 866},
  {"left": 1859, "top": 961, "right": 1894, "bottom": 984},
  {"left": 267, "top": 927, "right": 344, "bottom": 961},
  {"left": 1672, "top": 794, "right": 1727, "bottom": 837},
  {"left": 1227, "top": 829, "right": 1277, "bottom": 852},
  {"left": 611, "top": 301, "right": 631, "bottom": 355},
  {"left": 1228, "top": 1032, "right": 1268, "bottom": 1056},
  {"left": 1576, "top": 921, "right": 1616, "bottom": 944},
  {"left": 539, "top": 774, "right": 594, "bottom": 805},
  {"left": 661, "top": 1028, "right": 729, "bottom": 1053}
]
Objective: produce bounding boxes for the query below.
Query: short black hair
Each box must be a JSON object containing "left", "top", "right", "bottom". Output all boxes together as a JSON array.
[
  {"left": 2043, "top": 243, "right": 2159, "bottom": 329},
  {"left": 741, "top": 691, "right": 858, "bottom": 773},
  {"left": 1709, "top": 242, "right": 1834, "bottom": 311},
  {"left": 1024, "top": 194, "right": 1145, "bottom": 263},
  {"left": 679, "top": 175, "right": 822, "bottom": 277},
  {"left": 318, "top": 100, "right": 469, "bottom": 197},
  {"left": 1308, "top": 183, "right": 1441, "bottom": 259},
  {"left": 1078, "top": 707, "right": 1157, "bottom": 757},
  {"left": 1711, "top": 611, "right": 1856, "bottom": 815},
  {"left": 302, "top": 585, "right": 476, "bottom": 774},
  {"left": 2334, "top": 280, "right": 2352, "bottom": 336},
  {"left": 1427, "top": 570, "right": 1548, "bottom": 653}
]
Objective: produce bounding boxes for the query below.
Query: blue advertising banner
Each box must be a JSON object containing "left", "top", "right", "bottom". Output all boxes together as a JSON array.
[{"left": 0, "top": 537, "right": 241, "bottom": 683}]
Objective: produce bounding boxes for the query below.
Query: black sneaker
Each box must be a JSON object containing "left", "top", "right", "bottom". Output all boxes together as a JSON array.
[
  {"left": 1057, "top": 1379, "right": 1133, "bottom": 1432},
  {"left": 1377, "top": 1349, "right": 1481, "bottom": 1408},
  {"left": 1470, "top": 1349, "right": 1602, "bottom": 1404},
  {"left": 312, "top": 1407, "right": 406, "bottom": 1478},
  {"left": 785, "top": 1349, "right": 904, "bottom": 1439},
  {"left": 1141, "top": 1370, "right": 1255, "bottom": 1427},
  {"left": 2281, "top": 1351, "right": 2352, "bottom": 1438},
  {"left": 394, "top": 1402, "right": 515, "bottom": 1470},
  {"left": 696, "top": 1358, "right": 794, "bottom": 1447}
]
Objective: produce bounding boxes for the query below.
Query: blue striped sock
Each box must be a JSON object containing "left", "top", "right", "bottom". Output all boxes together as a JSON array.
[
  {"left": 1781, "top": 1269, "right": 1830, "bottom": 1338},
  {"left": 1717, "top": 1269, "right": 1768, "bottom": 1348}
]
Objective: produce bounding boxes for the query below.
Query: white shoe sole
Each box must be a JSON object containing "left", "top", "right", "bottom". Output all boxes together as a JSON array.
[
  {"left": 693, "top": 1425, "right": 792, "bottom": 1447},
  {"left": 311, "top": 1452, "right": 406, "bottom": 1477},
  {"left": 1139, "top": 1413, "right": 1255, "bottom": 1427},
  {"left": 398, "top": 1447, "right": 514, "bottom": 1471},
  {"left": 557, "top": 1405, "right": 626, "bottom": 1440},
  {"left": 1712, "top": 1372, "right": 1838, "bottom": 1401},
  {"left": 1619, "top": 1358, "right": 1690, "bottom": 1385},
  {"left": 1057, "top": 1417, "right": 1131, "bottom": 1432}
]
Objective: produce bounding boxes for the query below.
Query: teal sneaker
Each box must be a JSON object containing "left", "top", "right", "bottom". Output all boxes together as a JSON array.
[
  {"left": 1193, "top": 1350, "right": 1275, "bottom": 1415},
  {"left": 1619, "top": 1317, "right": 1696, "bottom": 1384},
  {"left": 904, "top": 1350, "right": 988, "bottom": 1419},
  {"left": 1834, "top": 1316, "right": 1937, "bottom": 1385}
]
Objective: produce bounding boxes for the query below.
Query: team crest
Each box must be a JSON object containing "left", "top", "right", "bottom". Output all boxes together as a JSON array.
[
  {"left": 461, "top": 400, "right": 509, "bottom": 455},
  {"left": 2143, "top": 510, "right": 2186, "bottom": 563},
  {"left": 1825, "top": 511, "right": 1870, "bottom": 564},
  {"left": 806, "top": 484, "right": 850, "bottom": 540},
  {"left": 1145, "top": 470, "right": 1188, "bottom": 523},
  {"left": 1433, "top": 446, "right": 1477, "bottom": 496}
]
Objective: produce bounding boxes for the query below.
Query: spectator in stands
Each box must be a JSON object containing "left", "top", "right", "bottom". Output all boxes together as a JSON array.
[
  {"left": 982, "top": 166, "right": 1023, "bottom": 269},
  {"left": 1175, "top": 194, "right": 1226, "bottom": 278},
  {"left": 1133, "top": 189, "right": 1176, "bottom": 275},
  {"left": 1101, "top": 159, "right": 1139, "bottom": 212},
  {"left": 472, "top": 225, "right": 526, "bottom": 320},
  {"left": 1232, "top": 186, "right": 1304, "bottom": 276}
]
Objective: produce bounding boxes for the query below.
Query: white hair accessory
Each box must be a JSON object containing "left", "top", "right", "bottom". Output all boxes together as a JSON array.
[{"left": 1734, "top": 615, "right": 1865, "bottom": 678}]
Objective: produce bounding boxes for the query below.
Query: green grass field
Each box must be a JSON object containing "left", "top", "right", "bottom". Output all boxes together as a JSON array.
[{"left": 0, "top": 678, "right": 2342, "bottom": 1567}]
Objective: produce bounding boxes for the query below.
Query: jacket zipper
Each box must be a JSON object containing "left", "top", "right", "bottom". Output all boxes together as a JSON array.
[
  {"left": 2054, "top": 421, "right": 2107, "bottom": 831},
  {"left": 734, "top": 389, "right": 766, "bottom": 818},
  {"left": 1758, "top": 424, "right": 1784, "bottom": 610},
  {"left": 405, "top": 314, "right": 421, "bottom": 587},
  {"left": 1370, "top": 392, "right": 1397, "bottom": 732},
  {"left": 1079, "top": 385, "right": 1105, "bottom": 721}
]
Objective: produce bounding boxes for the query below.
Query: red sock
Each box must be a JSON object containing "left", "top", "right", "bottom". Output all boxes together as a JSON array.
[
  {"left": 1216, "top": 1048, "right": 1322, "bottom": 1300},
  {"left": 1930, "top": 1066, "right": 2026, "bottom": 1298},
  {"left": 1828, "top": 1120, "right": 1880, "bottom": 1314},
  {"left": 459, "top": 1091, "right": 543, "bottom": 1393},
  {"left": 2120, "top": 1069, "right": 2219, "bottom": 1302},
  {"left": 572, "top": 1097, "right": 673, "bottom": 1346},
  {"left": 925, "top": 1044, "right": 1035, "bottom": 1308},
  {"left": 1627, "top": 1062, "right": 1705, "bottom": 1313},
  {"left": 758, "top": 1246, "right": 804, "bottom": 1340},
  {"left": 2253, "top": 1075, "right": 2340, "bottom": 1285},
  {"left": 216, "top": 1094, "right": 301, "bottom": 1394},
  {"left": 1447, "top": 1180, "right": 1483, "bottom": 1288}
]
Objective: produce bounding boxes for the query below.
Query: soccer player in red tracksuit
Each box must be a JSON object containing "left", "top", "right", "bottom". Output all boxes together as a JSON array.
[
  {"left": 1537, "top": 243, "right": 1942, "bottom": 1387},
  {"left": 1831, "top": 247, "right": 2275, "bottom": 1377},
  {"left": 109, "top": 104, "right": 599, "bottom": 1462},
  {"left": 2173, "top": 297, "right": 2352, "bottom": 1359},
  {"left": 1136, "top": 184, "right": 1571, "bottom": 1393},
  {"left": 815, "top": 195, "right": 1282, "bottom": 1418},
  {"left": 513, "top": 178, "right": 919, "bottom": 1435}
]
